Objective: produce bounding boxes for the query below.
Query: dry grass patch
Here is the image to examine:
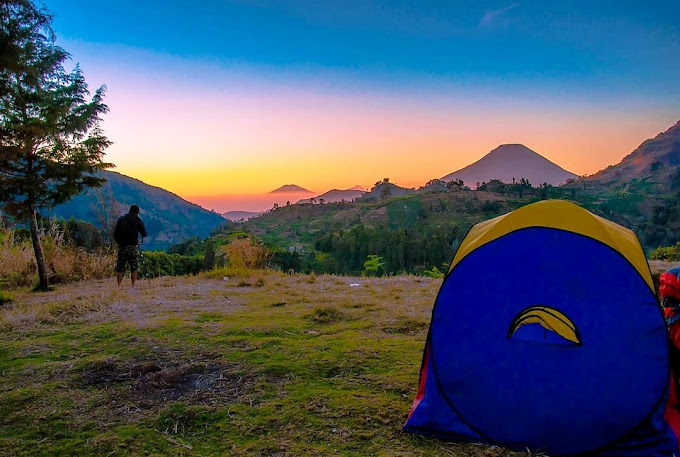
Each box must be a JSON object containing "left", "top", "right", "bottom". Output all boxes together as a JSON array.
[
  {"left": 0, "top": 295, "right": 108, "bottom": 331},
  {"left": 0, "top": 228, "right": 115, "bottom": 289},
  {"left": 306, "top": 306, "right": 346, "bottom": 324},
  {"left": 0, "top": 234, "right": 34, "bottom": 288},
  {"left": 382, "top": 317, "right": 428, "bottom": 335},
  {"left": 0, "top": 271, "right": 543, "bottom": 456}
]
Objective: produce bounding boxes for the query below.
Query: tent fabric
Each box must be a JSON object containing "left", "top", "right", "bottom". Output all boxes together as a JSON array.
[
  {"left": 404, "top": 200, "right": 679, "bottom": 456},
  {"left": 447, "top": 199, "right": 654, "bottom": 291}
]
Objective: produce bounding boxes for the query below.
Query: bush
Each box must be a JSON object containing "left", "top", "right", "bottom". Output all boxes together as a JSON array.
[
  {"left": 650, "top": 242, "right": 680, "bottom": 261},
  {"left": 422, "top": 266, "right": 445, "bottom": 278},
  {"left": 60, "top": 218, "right": 104, "bottom": 252},
  {"left": 0, "top": 290, "right": 13, "bottom": 305},
  {"left": 139, "top": 251, "right": 203, "bottom": 278},
  {"left": 363, "top": 255, "right": 385, "bottom": 277}
]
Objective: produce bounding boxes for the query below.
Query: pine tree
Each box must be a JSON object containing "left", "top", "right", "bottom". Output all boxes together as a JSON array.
[{"left": 0, "top": 0, "right": 112, "bottom": 289}]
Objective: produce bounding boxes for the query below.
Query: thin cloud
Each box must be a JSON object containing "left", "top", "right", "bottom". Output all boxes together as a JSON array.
[{"left": 480, "top": 2, "right": 519, "bottom": 26}]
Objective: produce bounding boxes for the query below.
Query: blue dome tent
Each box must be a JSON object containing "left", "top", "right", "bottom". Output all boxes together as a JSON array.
[{"left": 404, "top": 200, "right": 680, "bottom": 456}]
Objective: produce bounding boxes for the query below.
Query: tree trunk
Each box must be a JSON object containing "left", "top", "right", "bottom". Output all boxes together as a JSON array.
[{"left": 28, "top": 208, "right": 49, "bottom": 290}]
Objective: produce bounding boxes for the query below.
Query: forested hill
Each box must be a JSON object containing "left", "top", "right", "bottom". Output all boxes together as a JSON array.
[
  {"left": 563, "top": 120, "right": 680, "bottom": 248},
  {"left": 579, "top": 121, "right": 680, "bottom": 191},
  {"left": 48, "top": 171, "right": 227, "bottom": 250},
  {"left": 229, "top": 176, "right": 680, "bottom": 275},
  {"left": 239, "top": 185, "right": 522, "bottom": 275}
]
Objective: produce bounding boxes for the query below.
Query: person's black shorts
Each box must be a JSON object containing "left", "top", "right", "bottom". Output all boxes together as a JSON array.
[{"left": 115, "top": 245, "right": 139, "bottom": 273}]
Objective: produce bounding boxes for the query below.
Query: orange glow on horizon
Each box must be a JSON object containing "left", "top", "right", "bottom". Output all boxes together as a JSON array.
[
  {"left": 115, "top": 116, "right": 670, "bottom": 210},
  {"left": 78, "top": 50, "right": 677, "bottom": 213}
]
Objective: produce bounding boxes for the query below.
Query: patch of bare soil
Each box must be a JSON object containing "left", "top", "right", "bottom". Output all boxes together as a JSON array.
[
  {"left": 75, "top": 357, "right": 263, "bottom": 413},
  {"left": 649, "top": 259, "right": 680, "bottom": 275}
]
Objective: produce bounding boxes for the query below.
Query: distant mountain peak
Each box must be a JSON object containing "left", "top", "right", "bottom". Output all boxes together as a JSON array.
[
  {"left": 268, "top": 184, "right": 313, "bottom": 194},
  {"left": 487, "top": 144, "right": 544, "bottom": 157},
  {"left": 498, "top": 143, "right": 526, "bottom": 148},
  {"left": 441, "top": 143, "right": 577, "bottom": 187},
  {"left": 348, "top": 185, "right": 367, "bottom": 191}
]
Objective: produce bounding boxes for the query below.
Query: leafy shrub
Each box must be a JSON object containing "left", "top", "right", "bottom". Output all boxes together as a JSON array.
[
  {"left": 60, "top": 218, "right": 104, "bottom": 252},
  {"left": 139, "top": 251, "right": 203, "bottom": 278},
  {"left": 422, "top": 266, "right": 445, "bottom": 278},
  {"left": 363, "top": 255, "right": 385, "bottom": 277},
  {"left": 650, "top": 242, "right": 680, "bottom": 261},
  {"left": 0, "top": 290, "right": 13, "bottom": 305}
]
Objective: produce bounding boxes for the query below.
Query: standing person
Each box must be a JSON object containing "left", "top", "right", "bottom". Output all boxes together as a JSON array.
[{"left": 113, "top": 205, "right": 147, "bottom": 287}]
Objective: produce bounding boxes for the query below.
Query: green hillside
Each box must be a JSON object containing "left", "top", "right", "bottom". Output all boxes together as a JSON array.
[
  {"left": 228, "top": 121, "right": 680, "bottom": 271},
  {"left": 206, "top": 179, "right": 677, "bottom": 276},
  {"left": 48, "top": 171, "right": 228, "bottom": 250},
  {"left": 564, "top": 121, "right": 680, "bottom": 248},
  {"left": 235, "top": 184, "right": 542, "bottom": 275}
]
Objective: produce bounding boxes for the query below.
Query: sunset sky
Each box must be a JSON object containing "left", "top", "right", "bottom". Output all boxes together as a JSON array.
[{"left": 47, "top": 1, "right": 680, "bottom": 211}]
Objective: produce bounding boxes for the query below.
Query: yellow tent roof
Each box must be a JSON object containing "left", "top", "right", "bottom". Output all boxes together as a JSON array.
[{"left": 449, "top": 200, "right": 653, "bottom": 291}]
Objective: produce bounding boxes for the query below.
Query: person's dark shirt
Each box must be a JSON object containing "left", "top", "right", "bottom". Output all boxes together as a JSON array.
[{"left": 113, "top": 213, "right": 147, "bottom": 246}]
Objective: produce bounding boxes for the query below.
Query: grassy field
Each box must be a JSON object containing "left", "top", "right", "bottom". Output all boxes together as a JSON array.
[{"left": 0, "top": 270, "right": 533, "bottom": 456}]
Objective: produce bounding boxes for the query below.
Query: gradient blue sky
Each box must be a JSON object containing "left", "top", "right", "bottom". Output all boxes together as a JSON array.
[{"left": 45, "top": 0, "right": 680, "bottom": 211}]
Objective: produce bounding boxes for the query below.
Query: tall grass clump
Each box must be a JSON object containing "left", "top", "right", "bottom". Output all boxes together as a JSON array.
[
  {"left": 220, "top": 237, "right": 271, "bottom": 269},
  {"left": 0, "top": 225, "right": 115, "bottom": 289},
  {"left": 0, "top": 230, "right": 35, "bottom": 288},
  {"left": 41, "top": 224, "right": 116, "bottom": 283},
  {"left": 201, "top": 238, "right": 279, "bottom": 282}
]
